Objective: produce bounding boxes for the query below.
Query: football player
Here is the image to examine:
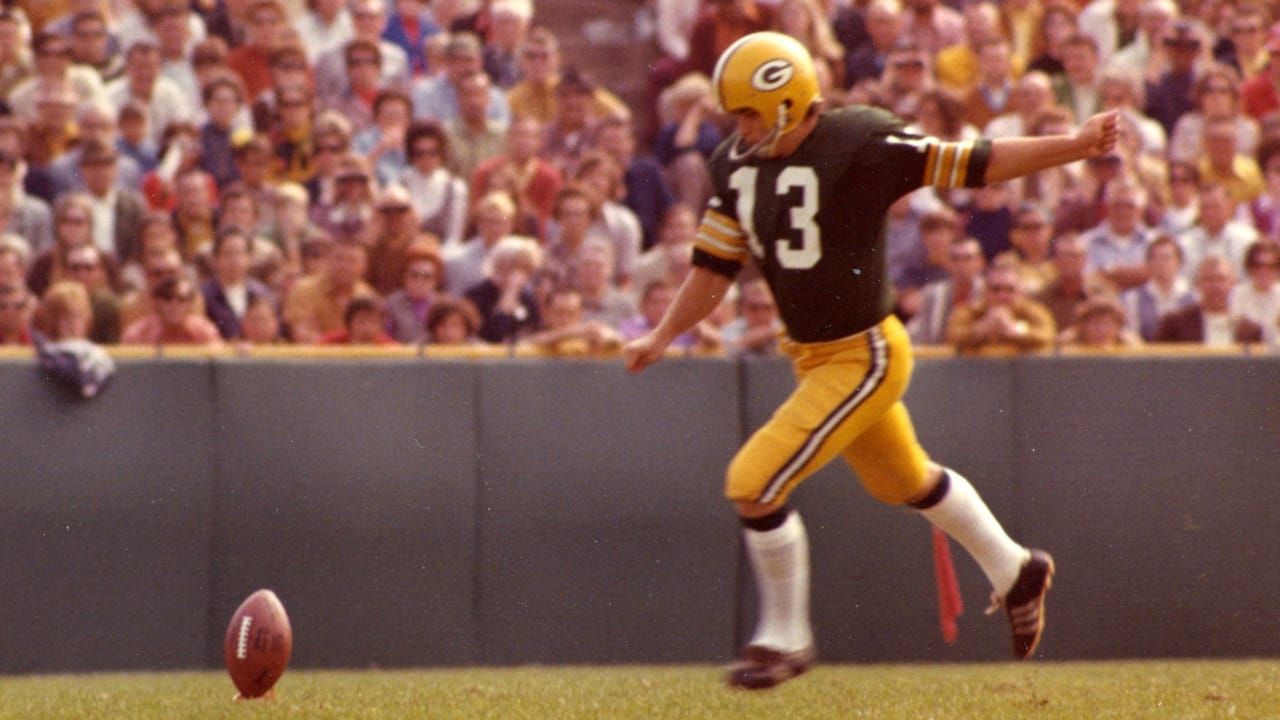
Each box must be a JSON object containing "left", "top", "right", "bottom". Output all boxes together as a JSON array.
[{"left": 624, "top": 31, "right": 1119, "bottom": 689}]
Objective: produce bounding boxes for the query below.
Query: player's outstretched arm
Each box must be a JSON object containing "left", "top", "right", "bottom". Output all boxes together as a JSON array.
[
  {"left": 624, "top": 266, "right": 735, "bottom": 374},
  {"left": 983, "top": 111, "right": 1120, "bottom": 184}
]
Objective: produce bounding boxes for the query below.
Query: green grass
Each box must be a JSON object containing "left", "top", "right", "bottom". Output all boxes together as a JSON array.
[{"left": 3, "top": 661, "right": 1279, "bottom": 719}]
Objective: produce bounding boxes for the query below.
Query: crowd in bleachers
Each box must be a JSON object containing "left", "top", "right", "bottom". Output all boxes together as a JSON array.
[{"left": 0, "top": 0, "right": 1277, "bottom": 358}]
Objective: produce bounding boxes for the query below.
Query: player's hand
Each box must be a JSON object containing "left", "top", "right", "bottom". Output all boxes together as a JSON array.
[
  {"left": 1078, "top": 111, "right": 1120, "bottom": 159},
  {"left": 623, "top": 333, "right": 667, "bottom": 374}
]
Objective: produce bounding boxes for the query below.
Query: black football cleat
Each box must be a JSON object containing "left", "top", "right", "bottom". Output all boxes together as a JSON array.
[
  {"left": 726, "top": 644, "right": 816, "bottom": 690},
  {"left": 988, "top": 549, "right": 1055, "bottom": 659}
]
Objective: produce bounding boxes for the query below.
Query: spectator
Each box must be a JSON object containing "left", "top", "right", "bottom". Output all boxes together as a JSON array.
[
  {"left": 282, "top": 236, "right": 375, "bottom": 342},
  {"left": 26, "top": 194, "right": 95, "bottom": 297},
  {"left": 120, "top": 275, "right": 224, "bottom": 346},
  {"left": 1240, "top": 25, "right": 1280, "bottom": 121},
  {"left": 1025, "top": 1, "right": 1076, "bottom": 77},
  {"left": 960, "top": 179, "right": 1015, "bottom": 262},
  {"left": 1081, "top": 177, "right": 1153, "bottom": 291},
  {"left": 384, "top": 242, "right": 443, "bottom": 344},
  {"left": 618, "top": 278, "right": 721, "bottom": 353},
  {"left": 947, "top": 262, "right": 1057, "bottom": 356},
  {"left": 1168, "top": 63, "right": 1258, "bottom": 165},
  {"left": 1230, "top": 239, "right": 1280, "bottom": 345},
  {"left": 900, "top": 0, "right": 964, "bottom": 57},
  {"left": 0, "top": 149, "right": 54, "bottom": 255},
  {"left": 32, "top": 280, "right": 94, "bottom": 343},
  {"left": 519, "top": 285, "right": 622, "bottom": 356},
  {"left": 463, "top": 233, "right": 542, "bottom": 343},
  {"left": 266, "top": 84, "right": 317, "bottom": 185},
  {"left": 239, "top": 294, "right": 284, "bottom": 345},
  {"left": 318, "top": 294, "right": 397, "bottom": 344},
  {"left": 1250, "top": 140, "right": 1280, "bottom": 237},
  {"left": 297, "top": 0, "right": 354, "bottom": 63},
  {"left": 9, "top": 31, "right": 107, "bottom": 122},
  {"left": 1154, "top": 159, "right": 1200, "bottom": 236},
  {"left": 153, "top": 4, "right": 198, "bottom": 107},
  {"left": 141, "top": 121, "right": 205, "bottom": 212},
  {"left": 1119, "top": 233, "right": 1195, "bottom": 342},
  {"left": 1154, "top": 255, "right": 1262, "bottom": 345},
  {"left": 1034, "top": 232, "right": 1100, "bottom": 330},
  {"left": 24, "top": 83, "right": 81, "bottom": 171},
  {"left": 470, "top": 116, "right": 562, "bottom": 227},
  {"left": 572, "top": 238, "right": 635, "bottom": 329},
  {"left": 399, "top": 120, "right": 468, "bottom": 246},
  {"left": 1143, "top": 20, "right": 1205, "bottom": 137},
  {"left": 61, "top": 243, "right": 122, "bottom": 343},
  {"left": 1077, "top": 0, "right": 1143, "bottom": 65},
  {"left": 321, "top": 40, "right": 385, "bottom": 135},
  {"left": 996, "top": 201, "right": 1056, "bottom": 295},
  {"left": 684, "top": 0, "right": 774, "bottom": 79},
  {"left": 909, "top": 236, "right": 985, "bottom": 345},
  {"left": 39, "top": 101, "right": 145, "bottom": 201},
  {"left": 0, "top": 281, "right": 33, "bottom": 345},
  {"left": 935, "top": 2, "right": 1004, "bottom": 93},
  {"left": 310, "top": 153, "right": 376, "bottom": 242},
  {"left": 482, "top": 0, "right": 533, "bottom": 89},
  {"left": 721, "top": 277, "right": 783, "bottom": 356},
  {"left": 250, "top": 44, "right": 313, "bottom": 133},
  {"left": 842, "top": 0, "right": 904, "bottom": 90},
  {"left": 594, "top": 115, "right": 674, "bottom": 254},
  {"left": 567, "top": 152, "right": 642, "bottom": 288},
  {"left": 315, "top": 0, "right": 410, "bottom": 107},
  {"left": 116, "top": 100, "right": 159, "bottom": 176},
  {"left": 382, "top": 0, "right": 441, "bottom": 77},
  {"left": 1179, "top": 183, "right": 1258, "bottom": 281},
  {"left": 410, "top": 31, "right": 509, "bottom": 125},
  {"left": 511, "top": 28, "right": 633, "bottom": 125},
  {"left": 1053, "top": 32, "right": 1103, "bottom": 125},
  {"left": 540, "top": 67, "right": 610, "bottom": 177},
  {"left": 1057, "top": 292, "right": 1141, "bottom": 350},
  {"left": 894, "top": 205, "right": 958, "bottom": 320},
  {"left": 878, "top": 38, "right": 934, "bottom": 117},
  {"left": 631, "top": 202, "right": 697, "bottom": 294},
  {"left": 0, "top": 10, "right": 33, "bottom": 99},
  {"left": 366, "top": 184, "right": 431, "bottom": 296},
  {"left": 424, "top": 293, "right": 482, "bottom": 344},
  {"left": 773, "top": 0, "right": 846, "bottom": 95},
  {"left": 303, "top": 111, "right": 354, "bottom": 205},
  {"left": 352, "top": 89, "right": 413, "bottom": 185},
  {"left": 1220, "top": 7, "right": 1271, "bottom": 81},
  {"left": 199, "top": 76, "right": 247, "bottom": 189},
  {"left": 956, "top": 36, "right": 1017, "bottom": 132},
  {"left": 541, "top": 184, "right": 615, "bottom": 291},
  {"left": 170, "top": 168, "right": 218, "bottom": 259},
  {"left": 120, "top": 212, "right": 182, "bottom": 292},
  {"left": 201, "top": 225, "right": 274, "bottom": 340},
  {"left": 443, "top": 69, "right": 507, "bottom": 184},
  {"left": 1195, "top": 115, "right": 1265, "bottom": 206},
  {"left": 443, "top": 190, "right": 517, "bottom": 295},
  {"left": 118, "top": 247, "right": 203, "bottom": 330},
  {"left": 651, "top": 72, "right": 720, "bottom": 217},
  {"left": 77, "top": 140, "right": 150, "bottom": 264},
  {"left": 1096, "top": 65, "right": 1167, "bottom": 160},
  {"left": 1105, "top": 0, "right": 1177, "bottom": 79},
  {"left": 0, "top": 235, "right": 31, "bottom": 290},
  {"left": 105, "top": 41, "right": 194, "bottom": 147}
]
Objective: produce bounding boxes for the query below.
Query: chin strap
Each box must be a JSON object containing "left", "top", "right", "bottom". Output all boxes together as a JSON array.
[{"left": 728, "top": 100, "right": 790, "bottom": 162}]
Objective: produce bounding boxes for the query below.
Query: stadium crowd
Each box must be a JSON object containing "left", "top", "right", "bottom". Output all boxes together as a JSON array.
[{"left": 0, "top": 0, "right": 1278, "bottom": 357}]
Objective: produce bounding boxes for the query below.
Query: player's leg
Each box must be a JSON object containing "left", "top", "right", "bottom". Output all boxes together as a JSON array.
[
  {"left": 841, "top": 403, "right": 1054, "bottom": 658},
  {"left": 724, "top": 323, "right": 911, "bottom": 689}
]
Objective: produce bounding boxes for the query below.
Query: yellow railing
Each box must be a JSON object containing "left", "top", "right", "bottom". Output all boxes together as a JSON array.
[{"left": 0, "top": 343, "right": 1272, "bottom": 362}]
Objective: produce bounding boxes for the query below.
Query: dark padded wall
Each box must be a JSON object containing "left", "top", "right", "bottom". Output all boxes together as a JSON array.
[
  {"left": 1, "top": 354, "right": 1277, "bottom": 672},
  {"left": 0, "top": 360, "right": 215, "bottom": 672},
  {"left": 474, "top": 359, "right": 743, "bottom": 664},
  {"left": 208, "top": 360, "right": 481, "bottom": 668}
]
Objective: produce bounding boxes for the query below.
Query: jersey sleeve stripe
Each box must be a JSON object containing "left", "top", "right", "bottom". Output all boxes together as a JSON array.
[
  {"left": 926, "top": 140, "right": 977, "bottom": 189},
  {"left": 696, "top": 231, "right": 749, "bottom": 261},
  {"left": 696, "top": 209, "right": 750, "bottom": 260}
]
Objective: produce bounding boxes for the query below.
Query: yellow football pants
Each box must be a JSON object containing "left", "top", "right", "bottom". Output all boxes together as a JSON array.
[{"left": 726, "top": 315, "right": 932, "bottom": 506}]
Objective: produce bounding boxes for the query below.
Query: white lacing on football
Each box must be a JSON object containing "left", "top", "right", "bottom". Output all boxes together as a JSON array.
[{"left": 236, "top": 616, "right": 254, "bottom": 660}]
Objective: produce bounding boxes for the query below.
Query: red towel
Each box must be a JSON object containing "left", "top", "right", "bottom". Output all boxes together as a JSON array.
[{"left": 932, "top": 527, "right": 964, "bottom": 644}]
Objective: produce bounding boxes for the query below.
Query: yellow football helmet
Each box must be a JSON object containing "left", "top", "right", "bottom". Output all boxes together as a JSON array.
[{"left": 712, "top": 31, "right": 822, "bottom": 160}]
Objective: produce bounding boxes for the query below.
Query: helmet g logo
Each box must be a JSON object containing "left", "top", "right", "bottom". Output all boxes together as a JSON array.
[{"left": 751, "top": 60, "right": 794, "bottom": 92}]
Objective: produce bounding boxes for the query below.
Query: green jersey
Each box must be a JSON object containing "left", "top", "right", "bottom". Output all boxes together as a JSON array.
[{"left": 693, "top": 105, "right": 993, "bottom": 342}]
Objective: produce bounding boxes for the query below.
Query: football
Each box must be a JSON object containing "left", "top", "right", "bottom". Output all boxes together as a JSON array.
[{"left": 224, "top": 588, "right": 293, "bottom": 699}]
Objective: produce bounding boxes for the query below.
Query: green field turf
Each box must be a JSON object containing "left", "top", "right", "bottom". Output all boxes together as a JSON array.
[{"left": 3, "top": 661, "right": 1278, "bottom": 720}]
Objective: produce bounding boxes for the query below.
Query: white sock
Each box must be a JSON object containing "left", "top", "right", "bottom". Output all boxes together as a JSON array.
[
  {"left": 917, "top": 470, "right": 1030, "bottom": 595},
  {"left": 744, "top": 510, "right": 813, "bottom": 651}
]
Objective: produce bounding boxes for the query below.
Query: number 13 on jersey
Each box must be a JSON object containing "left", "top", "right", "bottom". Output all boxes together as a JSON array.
[{"left": 729, "top": 166, "right": 822, "bottom": 270}]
